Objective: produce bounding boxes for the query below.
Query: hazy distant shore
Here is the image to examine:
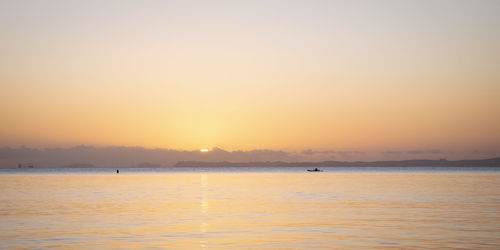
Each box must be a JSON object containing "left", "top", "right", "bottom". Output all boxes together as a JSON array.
[
  {"left": 174, "top": 158, "right": 500, "bottom": 168},
  {"left": 5, "top": 157, "right": 499, "bottom": 168}
]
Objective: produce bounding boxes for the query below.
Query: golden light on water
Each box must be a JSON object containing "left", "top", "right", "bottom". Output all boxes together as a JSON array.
[
  {"left": 2, "top": 173, "right": 500, "bottom": 248},
  {"left": 0, "top": 1, "right": 499, "bottom": 248}
]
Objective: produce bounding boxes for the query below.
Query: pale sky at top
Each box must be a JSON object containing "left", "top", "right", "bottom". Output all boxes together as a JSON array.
[{"left": 1, "top": 0, "right": 500, "bottom": 159}]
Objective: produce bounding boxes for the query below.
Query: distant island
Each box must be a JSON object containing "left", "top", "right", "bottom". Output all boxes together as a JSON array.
[{"left": 174, "top": 157, "right": 500, "bottom": 168}]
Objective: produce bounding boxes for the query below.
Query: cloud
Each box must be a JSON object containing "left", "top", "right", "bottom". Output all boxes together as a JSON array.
[
  {"left": 298, "top": 149, "right": 365, "bottom": 160},
  {"left": 383, "top": 150, "right": 402, "bottom": 155},
  {"left": 407, "top": 149, "right": 441, "bottom": 154},
  {"left": 301, "top": 149, "right": 336, "bottom": 155},
  {"left": 338, "top": 151, "right": 364, "bottom": 157},
  {"left": 0, "top": 145, "right": 299, "bottom": 168},
  {"left": 301, "top": 149, "right": 315, "bottom": 155}
]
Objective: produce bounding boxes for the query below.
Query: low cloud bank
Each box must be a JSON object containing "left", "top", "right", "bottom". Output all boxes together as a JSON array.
[
  {"left": 0, "top": 145, "right": 298, "bottom": 168},
  {"left": 0, "top": 145, "right": 495, "bottom": 168},
  {"left": 408, "top": 149, "right": 441, "bottom": 154}
]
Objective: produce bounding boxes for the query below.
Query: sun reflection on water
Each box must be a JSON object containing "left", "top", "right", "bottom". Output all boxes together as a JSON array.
[
  {"left": 0, "top": 172, "right": 500, "bottom": 248},
  {"left": 200, "top": 174, "right": 209, "bottom": 248}
]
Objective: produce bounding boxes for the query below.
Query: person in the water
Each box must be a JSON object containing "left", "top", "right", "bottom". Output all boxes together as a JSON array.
[{"left": 116, "top": 169, "right": 119, "bottom": 174}]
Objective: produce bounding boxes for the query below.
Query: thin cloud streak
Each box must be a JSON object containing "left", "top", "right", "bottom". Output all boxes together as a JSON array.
[{"left": 408, "top": 149, "right": 441, "bottom": 154}]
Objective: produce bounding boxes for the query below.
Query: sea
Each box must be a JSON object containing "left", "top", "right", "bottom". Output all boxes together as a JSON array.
[{"left": 1, "top": 167, "right": 499, "bottom": 249}]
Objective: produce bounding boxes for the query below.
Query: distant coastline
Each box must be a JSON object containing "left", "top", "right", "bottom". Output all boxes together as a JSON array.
[
  {"left": 4, "top": 157, "right": 500, "bottom": 169},
  {"left": 174, "top": 158, "right": 500, "bottom": 168}
]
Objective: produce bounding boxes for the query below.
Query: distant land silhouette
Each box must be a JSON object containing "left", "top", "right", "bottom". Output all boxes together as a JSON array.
[
  {"left": 174, "top": 158, "right": 500, "bottom": 168},
  {"left": 2, "top": 145, "right": 499, "bottom": 168}
]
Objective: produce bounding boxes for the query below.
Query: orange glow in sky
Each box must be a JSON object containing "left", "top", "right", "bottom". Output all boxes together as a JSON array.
[{"left": 0, "top": 1, "right": 499, "bottom": 160}]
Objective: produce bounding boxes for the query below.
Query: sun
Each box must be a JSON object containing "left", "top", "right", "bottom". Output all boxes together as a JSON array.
[{"left": 200, "top": 148, "right": 209, "bottom": 152}]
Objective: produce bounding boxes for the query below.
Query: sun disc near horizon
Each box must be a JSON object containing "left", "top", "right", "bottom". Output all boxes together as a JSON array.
[{"left": 200, "top": 148, "right": 209, "bottom": 152}]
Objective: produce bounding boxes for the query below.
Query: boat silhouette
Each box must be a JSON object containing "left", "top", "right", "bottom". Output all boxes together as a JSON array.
[{"left": 307, "top": 168, "right": 323, "bottom": 172}]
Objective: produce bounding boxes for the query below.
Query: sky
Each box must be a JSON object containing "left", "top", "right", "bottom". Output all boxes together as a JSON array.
[{"left": 1, "top": 0, "right": 500, "bottom": 161}]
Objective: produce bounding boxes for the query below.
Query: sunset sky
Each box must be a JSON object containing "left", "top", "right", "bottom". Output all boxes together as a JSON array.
[{"left": 1, "top": 0, "right": 500, "bottom": 160}]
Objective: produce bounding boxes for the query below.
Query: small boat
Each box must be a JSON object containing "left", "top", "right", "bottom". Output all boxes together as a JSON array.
[{"left": 307, "top": 168, "right": 323, "bottom": 172}]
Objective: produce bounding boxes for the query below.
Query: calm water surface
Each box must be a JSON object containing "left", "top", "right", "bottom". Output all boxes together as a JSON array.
[{"left": 1, "top": 167, "right": 500, "bottom": 249}]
